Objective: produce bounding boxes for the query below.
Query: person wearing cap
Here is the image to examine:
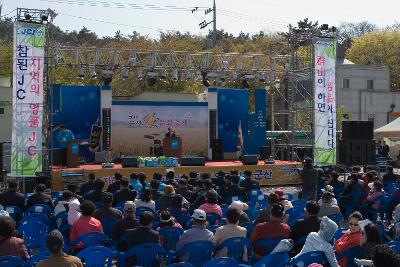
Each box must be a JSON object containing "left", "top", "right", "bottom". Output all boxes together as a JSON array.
[
  {"left": 334, "top": 211, "right": 363, "bottom": 267},
  {"left": 275, "top": 188, "right": 293, "bottom": 211},
  {"left": 318, "top": 191, "right": 341, "bottom": 218},
  {"left": 37, "top": 230, "right": 82, "bottom": 267},
  {"left": 300, "top": 157, "right": 318, "bottom": 200},
  {"left": 318, "top": 185, "right": 338, "bottom": 206},
  {"left": 111, "top": 201, "right": 139, "bottom": 251},
  {"left": 0, "top": 216, "right": 29, "bottom": 260},
  {"left": 93, "top": 192, "right": 123, "bottom": 222},
  {"left": 228, "top": 200, "right": 250, "bottom": 225},
  {"left": 113, "top": 178, "right": 137, "bottom": 206},
  {"left": 70, "top": 201, "right": 103, "bottom": 242},
  {"left": 250, "top": 202, "right": 291, "bottom": 257},
  {"left": 294, "top": 216, "right": 339, "bottom": 267},
  {"left": 175, "top": 209, "right": 214, "bottom": 261},
  {"left": 157, "top": 210, "right": 183, "bottom": 247},
  {"left": 290, "top": 201, "right": 321, "bottom": 255},
  {"left": 240, "top": 170, "right": 260, "bottom": 192}
]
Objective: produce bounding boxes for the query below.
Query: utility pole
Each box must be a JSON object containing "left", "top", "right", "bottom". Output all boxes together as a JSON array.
[{"left": 212, "top": 0, "right": 216, "bottom": 47}]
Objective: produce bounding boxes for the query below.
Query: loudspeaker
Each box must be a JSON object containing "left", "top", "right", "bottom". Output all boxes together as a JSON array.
[
  {"left": 181, "top": 156, "right": 206, "bottom": 166},
  {"left": 342, "top": 121, "right": 374, "bottom": 141},
  {"left": 121, "top": 156, "right": 138, "bottom": 168},
  {"left": 259, "top": 146, "right": 270, "bottom": 160},
  {"left": 242, "top": 155, "right": 258, "bottom": 165},
  {"left": 339, "top": 139, "right": 376, "bottom": 164},
  {"left": 23, "top": 177, "right": 37, "bottom": 193},
  {"left": 211, "top": 139, "right": 224, "bottom": 161}
]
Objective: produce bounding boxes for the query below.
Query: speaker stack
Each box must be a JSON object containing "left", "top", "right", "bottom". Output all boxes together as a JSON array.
[
  {"left": 242, "top": 155, "right": 259, "bottom": 165},
  {"left": 339, "top": 121, "right": 375, "bottom": 164},
  {"left": 121, "top": 156, "right": 138, "bottom": 168},
  {"left": 181, "top": 156, "right": 206, "bottom": 166},
  {"left": 211, "top": 139, "right": 224, "bottom": 161}
]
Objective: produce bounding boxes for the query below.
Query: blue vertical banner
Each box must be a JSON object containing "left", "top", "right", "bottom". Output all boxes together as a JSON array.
[
  {"left": 247, "top": 89, "right": 267, "bottom": 154},
  {"left": 217, "top": 89, "right": 249, "bottom": 152}
]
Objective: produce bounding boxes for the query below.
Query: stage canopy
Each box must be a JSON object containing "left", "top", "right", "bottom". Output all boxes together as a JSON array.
[{"left": 374, "top": 117, "right": 400, "bottom": 138}]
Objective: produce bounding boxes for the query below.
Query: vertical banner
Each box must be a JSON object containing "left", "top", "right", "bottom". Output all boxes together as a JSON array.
[
  {"left": 11, "top": 22, "right": 46, "bottom": 176},
  {"left": 314, "top": 38, "right": 336, "bottom": 165}
]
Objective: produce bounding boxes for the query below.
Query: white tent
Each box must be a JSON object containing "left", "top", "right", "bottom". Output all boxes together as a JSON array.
[{"left": 374, "top": 117, "right": 400, "bottom": 138}]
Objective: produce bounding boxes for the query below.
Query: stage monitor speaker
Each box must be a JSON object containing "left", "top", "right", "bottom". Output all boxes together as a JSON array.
[
  {"left": 95, "top": 151, "right": 107, "bottom": 163},
  {"left": 242, "top": 154, "right": 258, "bottom": 165},
  {"left": 121, "top": 156, "right": 138, "bottom": 168},
  {"left": 181, "top": 156, "right": 206, "bottom": 166},
  {"left": 211, "top": 139, "right": 224, "bottom": 161},
  {"left": 22, "top": 177, "right": 37, "bottom": 193},
  {"left": 259, "top": 146, "right": 270, "bottom": 160}
]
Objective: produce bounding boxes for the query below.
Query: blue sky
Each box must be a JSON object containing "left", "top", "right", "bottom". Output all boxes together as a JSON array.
[{"left": 2, "top": 0, "right": 399, "bottom": 38}]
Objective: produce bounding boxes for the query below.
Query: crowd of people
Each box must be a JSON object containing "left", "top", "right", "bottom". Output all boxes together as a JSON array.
[{"left": 0, "top": 164, "right": 400, "bottom": 266}]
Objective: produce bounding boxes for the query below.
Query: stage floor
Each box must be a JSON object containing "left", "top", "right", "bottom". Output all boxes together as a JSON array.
[{"left": 50, "top": 160, "right": 302, "bottom": 191}]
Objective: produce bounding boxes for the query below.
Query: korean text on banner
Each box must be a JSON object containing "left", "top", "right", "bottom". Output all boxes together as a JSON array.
[
  {"left": 11, "top": 22, "right": 46, "bottom": 176},
  {"left": 314, "top": 38, "right": 336, "bottom": 165}
]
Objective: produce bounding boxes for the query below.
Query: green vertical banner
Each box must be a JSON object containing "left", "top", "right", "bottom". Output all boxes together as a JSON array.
[
  {"left": 11, "top": 22, "right": 46, "bottom": 176},
  {"left": 314, "top": 38, "right": 337, "bottom": 165}
]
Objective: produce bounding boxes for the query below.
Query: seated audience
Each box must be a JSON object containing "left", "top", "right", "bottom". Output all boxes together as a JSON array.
[
  {"left": 70, "top": 201, "right": 103, "bottom": 242},
  {"left": 0, "top": 216, "right": 29, "bottom": 260},
  {"left": 107, "top": 172, "right": 122, "bottom": 194},
  {"left": 159, "top": 185, "right": 176, "bottom": 211},
  {"left": 382, "top": 166, "right": 397, "bottom": 185},
  {"left": 0, "top": 180, "right": 25, "bottom": 211},
  {"left": 157, "top": 210, "right": 182, "bottom": 247},
  {"left": 54, "top": 190, "right": 74, "bottom": 217},
  {"left": 175, "top": 209, "right": 214, "bottom": 262},
  {"left": 168, "top": 194, "right": 189, "bottom": 216},
  {"left": 129, "top": 173, "right": 142, "bottom": 193},
  {"left": 254, "top": 193, "right": 280, "bottom": 224},
  {"left": 393, "top": 203, "right": 400, "bottom": 240},
  {"left": 318, "top": 191, "right": 341, "bottom": 218},
  {"left": 85, "top": 179, "right": 106, "bottom": 204},
  {"left": 187, "top": 171, "right": 199, "bottom": 189},
  {"left": 294, "top": 216, "right": 339, "bottom": 267},
  {"left": 366, "top": 181, "right": 384, "bottom": 213},
  {"left": 152, "top": 172, "right": 165, "bottom": 192},
  {"left": 250, "top": 203, "right": 291, "bottom": 256},
  {"left": 37, "top": 230, "right": 83, "bottom": 267},
  {"left": 175, "top": 179, "right": 195, "bottom": 203},
  {"left": 138, "top": 173, "right": 149, "bottom": 190},
  {"left": 150, "top": 179, "right": 163, "bottom": 202},
  {"left": 221, "top": 175, "right": 248, "bottom": 203},
  {"left": 134, "top": 188, "right": 156, "bottom": 211},
  {"left": 93, "top": 192, "right": 123, "bottom": 222},
  {"left": 290, "top": 201, "right": 321, "bottom": 255},
  {"left": 199, "top": 191, "right": 223, "bottom": 218},
  {"left": 334, "top": 211, "right": 363, "bottom": 267},
  {"left": 125, "top": 211, "right": 159, "bottom": 250},
  {"left": 318, "top": 185, "right": 338, "bottom": 205},
  {"left": 27, "top": 183, "right": 54, "bottom": 208},
  {"left": 274, "top": 188, "right": 293, "bottom": 210},
  {"left": 165, "top": 171, "right": 177, "bottom": 187},
  {"left": 80, "top": 173, "right": 95, "bottom": 196},
  {"left": 328, "top": 171, "right": 345, "bottom": 196},
  {"left": 111, "top": 201, "right": 139, "bottom": 251},
  {"left": 240, "top": 170, "right": 260, "bottom": 191},
  {"left": 370, "top": 244, "right": 400, "bottom": 267},
  {"left": 66, "top": 184, "right": 84, "bottom": 203},
  {"left": 359, "top": 220, "right": 383, "bottom": 259},
  {"left": 214, "top": 209, "right": 247, "bottom": 259},
  {"left": 113, "top": 178, "right": 137, "bottom": 205},
  {"left": 228, "top": 200, "right": 250, "bottom": 225},
  {"left": 67, "top": 194, "right": 81, "bottom": 226}
]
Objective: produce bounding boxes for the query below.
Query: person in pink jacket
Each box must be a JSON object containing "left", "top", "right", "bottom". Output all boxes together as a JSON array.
[
  {"left": 366, "top": 181, "right": 384, "bottom": 210},
  {"left": 199, "top": 191, "right": 223, "bottom": 218}
]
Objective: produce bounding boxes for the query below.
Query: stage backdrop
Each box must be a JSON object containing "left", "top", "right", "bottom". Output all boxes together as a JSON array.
[
  {"left": 112, "top": 101, "right": 208, "bottom": 157},
  {"left": 314, "top": 38, "right": 337, "bottom": 165}
]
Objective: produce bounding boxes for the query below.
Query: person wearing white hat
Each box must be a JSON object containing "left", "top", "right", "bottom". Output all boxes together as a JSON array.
[
  {"left": 175, "top": 209, "right": 214, "bottom": 262},
  {"left": 228, "top": 200, "right": 250, "bottom": 224}
]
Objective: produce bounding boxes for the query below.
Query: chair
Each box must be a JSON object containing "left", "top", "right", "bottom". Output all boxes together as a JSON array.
[
  {"left": 386, "top": 241, "right": 400, "bottom": 253},
  {"left": 335, "top": 229, "right": 349, "bottom": 241},
  {"left": 342, "top": 190, "right": 365, "bottom": 216},
  {"left": 291, "top": 199, "right": 307, "bottom": 208},
  {"left": 327, "top": 213, "right": 345, "bottom": 228},
  {"left": 99, "top": 218, "right": 118, "bottom": 238},
  {"left": 159, "top": 227, "right": 184, "bottom": 250},
  {"left": 20, "top": 213, "right": 53, "bottom": 228},
  {"left": 5, "top": 206, "right": 24, "bottom": 223},
  {"left": 293, "top": 235, "right": 307, "bottom": 247},
  {"left": 285, "top": 207, "right": 305, "bottom": 227},
  {"left": 76, "top": 246, "right": 115, "bottom": 267},
  {"left": 166, "top": 263, "right": 195, "bottom": 267},
  {"left": 135, "top": 206, "right": 158, "bottom": 219},
  {"left": 336, "top": 246, "right": 364, "bottom": 267},
  {"left": 0, "top": 256, "right": 26, "bottom": 267},
  {"left": 27, "top": 204, "right": 54, "bottom": 217},
  {"left": 215, "top": 237, "right": 252, "bottom": 263},
  {"left": 206, "top": 212, "right": 222, "bottom": 226},
  {"left": 289, "top": 251, "right": 328, "bottom": 267},
  {"left": 226, "top": 196, "right": 244, "bottom": 204},
  {"left": 168, "top": 241, "right": 214, "bottom": 266},
  {"left": 121, "top": 243, "right": 165, "bottom": 267},
  {"left": 70, "top": 231, "right": 110, "bottom": 250},
  {"left": 25, "top": 251, "right": 50, "bottom": 267},
  {"left": 17, "top": 221, "right": 48, "bottom": 252},
  {"left": 253, "top": 252, "right": 290, "bottom": 267},
  {"left": 202, "top": 257, "right": 240, "bottom": 267},
  {"left": 255, "top": 237, "right": 284, "bottom": 256},
  {"left": 174, "top": 214, "right": 192, "bottom": 229}
]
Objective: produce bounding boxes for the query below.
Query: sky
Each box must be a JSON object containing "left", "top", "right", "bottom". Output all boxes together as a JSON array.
[{"left": 1, "top": 0, "right": 400, "bottom": 38}]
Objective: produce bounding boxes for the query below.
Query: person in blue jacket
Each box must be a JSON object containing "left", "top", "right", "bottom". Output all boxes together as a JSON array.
[{"left": 57, "top": 124, "right": 75, "bottom": 166}]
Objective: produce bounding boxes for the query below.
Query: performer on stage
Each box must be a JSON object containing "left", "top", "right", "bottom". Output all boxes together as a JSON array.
[
  {"left": 57, "top": 124, "right": 75, "bottom": 167},
  {"left": 165, "top": 127, "right": 175, "bottom": 138}
]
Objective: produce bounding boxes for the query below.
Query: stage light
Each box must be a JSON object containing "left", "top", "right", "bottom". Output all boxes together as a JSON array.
[
  {"left": 257, "top": 72, "right": 266, "bottom": 83},
  {"left": 24, "top": 13, "right": 31, "bottom": 20},
  {"left": 102, "top": 69, "right": 113, "bottom": 86},
  {"left": 41, "top": 14, "right": 48, "bottom": 21},
  {"left": 136, "top": 68, "right": 143, "bottom": 80},
  {"left": 89, "top": 67, "right": 97, "bottom": 79},
  {"left": 146, "top": 71, "right": 158, "bottom": 86},
  {"left": 120, "top": 68, "right": 129, "bottom": 80},
  {"left": 184, "top": 70, "right": 191, "bottom": 81},
  {"left": 160, "top": 69, "right": 168, "bottom": 82},
  {"left": 77, "top": 66, "right": 85, "bottom": 80},
  {"left": 172, "top": 69, "right": 178, "bottom": 81}
]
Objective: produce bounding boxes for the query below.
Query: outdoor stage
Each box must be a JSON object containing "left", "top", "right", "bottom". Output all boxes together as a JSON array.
[{"left": 50, "top": 160, "right": 302, "bottom": 191}]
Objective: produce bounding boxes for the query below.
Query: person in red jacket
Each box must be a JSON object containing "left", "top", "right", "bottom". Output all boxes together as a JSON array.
[
  {"left": 70, "top": 201, "right": 103, "bottom": 242},
  {"left": 334, "top": 211, "right": 363, "bottom": 267}
]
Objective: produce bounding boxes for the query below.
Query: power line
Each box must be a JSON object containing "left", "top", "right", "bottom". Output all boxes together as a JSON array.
[
  {"left": 219, "top": 9, "right": 289, "bottom": 27},
  {"left": 0, "top": 8, "right": 16, "bottom": 19}
]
